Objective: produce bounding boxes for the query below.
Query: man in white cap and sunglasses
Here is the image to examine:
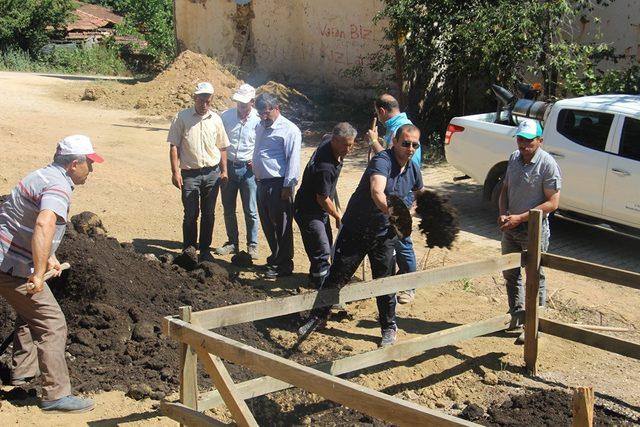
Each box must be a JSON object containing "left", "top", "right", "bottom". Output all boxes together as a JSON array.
[
  {"left": 498, "top": 118, "right": 561, "bottom": 343},
  {"left": 216, "top": 84, "right": 261, "bottom": 259},
  {"left": 168, "top": 82, "right": 230, "bottom": 261},
  {"left": 0, "top": 135, "right": 103, "bottom": 412}
]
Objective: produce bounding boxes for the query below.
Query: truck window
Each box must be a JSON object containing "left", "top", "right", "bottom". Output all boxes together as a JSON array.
[
  {"left": 619, "top": 117, "right": 640, "bottom": 161},
  {"left": 557, "top": 109, "right": 614, "bottom": 152}
]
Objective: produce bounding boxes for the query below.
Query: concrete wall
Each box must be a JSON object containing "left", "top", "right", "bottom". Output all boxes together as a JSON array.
[
  {"left": 578, "top": 0, "right": 639, "bottom": 67},
  {"left": 174, "top": 0, "right": 639, "bottom": 89},
  {"left": 174, "top": 0, "right": 385, "bottom": 87}
]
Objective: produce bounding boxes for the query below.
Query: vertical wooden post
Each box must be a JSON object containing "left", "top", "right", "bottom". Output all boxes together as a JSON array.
[
  {"left": 179, "top": 305, "right": 198, "bottom": 422},
  {"left": 524, "top": 209, "right": 542, "bottom": 374},
  {"left": 571, "top": 386, "right": 594, "bottom": 427}
]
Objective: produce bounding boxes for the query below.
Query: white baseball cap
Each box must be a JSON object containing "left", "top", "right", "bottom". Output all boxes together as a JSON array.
[
  {"left": 194, "top": 82, "right": 214, "bottom": 95},
  {"left": 56, "top": 135, "right": 104, "bottom": 163},
  {"left": 231, "top": 83, "right": 256, "bottom": 104}
]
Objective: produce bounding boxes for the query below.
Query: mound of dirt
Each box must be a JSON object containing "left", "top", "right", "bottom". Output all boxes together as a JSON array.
[
  {"left": 82, "top": 50, "right": 240, "bottom": 117},
  {"left": 0, "top": 213, "right": 276, "bottom": 399},
  {"left": 461, "top": 389, "right": 636, "bottom": 426},
  {"left": 80, "top": 50, "right": 317, "bottom": 122},
  {"left": 256, "top": 80, "right": 317, "bottom": 122}
]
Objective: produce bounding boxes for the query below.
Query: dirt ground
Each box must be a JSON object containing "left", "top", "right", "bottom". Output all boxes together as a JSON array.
[{"left": 1, "top": 71, "right": 640, "bottom": 426}]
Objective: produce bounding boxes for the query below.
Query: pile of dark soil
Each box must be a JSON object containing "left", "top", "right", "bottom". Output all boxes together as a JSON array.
[
  {"left": 0, "top": 214, "right": 275, "bottom": 400},
  {"left": 0, "top": 211, "right": 386, "bottom": 424},
  {"left": 460, "top": 389, "right": 637, "bottom": 426}
]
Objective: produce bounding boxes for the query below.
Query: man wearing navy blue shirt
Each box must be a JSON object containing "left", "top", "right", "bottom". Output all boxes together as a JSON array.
[
  {"left": 367, "top": 94, "right": 421, "bottom": 304},
  {"left": 299, "top": 124, "right": 423, "bottom": 347},
  {"left": 294, "top": 123, "right": 356, "bottom": 288}
]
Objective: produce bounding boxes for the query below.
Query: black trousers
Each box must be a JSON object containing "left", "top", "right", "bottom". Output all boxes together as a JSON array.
[
  {"left": 181, "top": 166, "right": 220, "bottom": 252},
  {"left": 294, "top": 211, "right": 333, "bottom": 287},
  {"left": 256, "top": 178, "right": 294, "bottom": 273},
  {"left": 316, "top": 226, "right": 397, "bottom": 331}
]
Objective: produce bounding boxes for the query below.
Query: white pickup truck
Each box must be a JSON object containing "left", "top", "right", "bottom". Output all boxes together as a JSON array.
[{"left": 444, "top": 94, "right": 640, "bottom": 234}]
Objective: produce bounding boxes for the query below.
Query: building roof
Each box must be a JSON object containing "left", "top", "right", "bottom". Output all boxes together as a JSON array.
[{"left": 67, "top": 1, "right": 122, "bottom": 32}]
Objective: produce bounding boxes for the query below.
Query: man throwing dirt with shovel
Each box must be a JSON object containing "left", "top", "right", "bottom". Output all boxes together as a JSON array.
[
  {"left": 298, "top": 124, "right": 423, "bottom": 347},
  {"left": 0, "top": 135, "right": 102, "bottom": 413}
]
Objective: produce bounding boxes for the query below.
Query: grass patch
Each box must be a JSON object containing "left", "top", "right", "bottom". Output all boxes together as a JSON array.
[{"left": 0, "top": 44, "right": 130, "bottom": 76}]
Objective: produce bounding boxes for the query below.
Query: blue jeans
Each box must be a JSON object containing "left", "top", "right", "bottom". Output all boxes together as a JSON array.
[
  {"left": 395, "top": 236, "right": 417, "bottom": 274},
  {"left": 181, "top": 167, "right": 220, "bottom": 252},
  {"left": 220, "top": 161, "right": 258, "bottom": 248}
]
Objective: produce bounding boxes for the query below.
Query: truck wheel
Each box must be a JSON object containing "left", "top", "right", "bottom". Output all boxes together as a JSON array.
[{"left": 489, "top": 173, "right": 504, "bottom": 212}]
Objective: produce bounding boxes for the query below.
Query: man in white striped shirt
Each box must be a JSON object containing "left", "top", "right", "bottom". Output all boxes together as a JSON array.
[{"left": 0, "top": 135, "right": 102, "bottom": 413}]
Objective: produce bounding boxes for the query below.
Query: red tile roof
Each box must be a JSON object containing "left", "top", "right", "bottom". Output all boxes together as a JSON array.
[{"left": 67, "top": 1, "right": 122, "bottom": 31}]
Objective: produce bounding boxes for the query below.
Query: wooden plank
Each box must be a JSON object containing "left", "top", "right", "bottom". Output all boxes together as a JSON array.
[
  {"left": 160, "top": 401, "right": 228, "bottom": 426},
  {"left": 197, "top": 314, "right": 511, "bottom": 410},
  {"left": 541, "top": 253, "right": 640, "bottom": 290},
  {"left": 565, "top": 324, "right": 631, "bottom": 333},
  {"left": 166, "top": 318, "right": 479, "bottom": 427},
  {"left": 179, "top": 306, "right": 198, "bottom": 416},
  {"left": 571, "top": 386, "right": 594, "bottom": 427},
  {"left": 195, "top": 349, "right": 258, "bottom": 427},
  {"left": 524, "top": 210, "right": 542, "bottom": 374},
  {"left": 539, "top": 318, "right": 640, "bottom": 360},
  {"left": 190, "top": 254, "right": 521, "bottom": 330}
]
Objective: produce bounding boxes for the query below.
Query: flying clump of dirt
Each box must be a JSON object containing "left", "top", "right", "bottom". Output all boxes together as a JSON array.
[{"left": 415, "top": 190, "right": 460, "bottom": 249}]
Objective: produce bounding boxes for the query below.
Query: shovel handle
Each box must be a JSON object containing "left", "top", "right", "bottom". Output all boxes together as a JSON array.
[{"left": 25, "top": 262, "right": 71, "bottom": 291}]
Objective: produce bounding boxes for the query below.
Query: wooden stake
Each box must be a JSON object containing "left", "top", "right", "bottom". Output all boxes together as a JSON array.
[
  {"left": 195, "top": 349, "right": 258, "bottom": 427},
  {"left": 571, "top": 386, "right": 594, "bottom": 427},
  {"left": 524, "top": 209, "right": 542, "bottom": 375},
  {"left": 179, "top": 306, "right": 198, "bottom": 421}
]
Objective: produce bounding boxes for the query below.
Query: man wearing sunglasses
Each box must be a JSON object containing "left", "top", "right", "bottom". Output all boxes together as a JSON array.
[
  {"left": 498, "top": 119, "right": 561, "bottom": 344},
  {"left": 366, "top": 94, "right": 421, "bottom": 304},
  {"left": 298, "top": 124, "right": 423, "bottom": 347}
]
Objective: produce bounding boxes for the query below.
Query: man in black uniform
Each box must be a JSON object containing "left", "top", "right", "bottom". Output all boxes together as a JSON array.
[
  {"left": 298, "top": 124, "right": 423, "bottom": 347},
  {"left": 294, "top": 123, "right": 357, "bottom": 288}
]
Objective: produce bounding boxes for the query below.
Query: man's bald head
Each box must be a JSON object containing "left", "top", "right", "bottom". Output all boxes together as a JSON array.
[{"left": 374, "top": 94, "right": 400, "bottom": 122}]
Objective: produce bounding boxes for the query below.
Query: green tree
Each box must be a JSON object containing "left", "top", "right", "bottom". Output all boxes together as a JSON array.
[
  {"left": 86, "top": 0, "right": 176, "bottom": 68},
  {"left": 0, "top": 0, "right": 74, "bottom": 52},
  {"left": 356, "top": 0, "right": 626, "bottom": 132}
]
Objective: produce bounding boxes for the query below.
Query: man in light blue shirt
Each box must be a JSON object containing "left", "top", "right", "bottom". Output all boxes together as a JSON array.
[
  {"left": 367, "top": 94, "right": 421, "bottom": 304},
  {"left": 216, "top": 84, "right": 261, "bottom": 259},
  {"left": 253, "top": 93, "right": 301, "bottom": 279}
]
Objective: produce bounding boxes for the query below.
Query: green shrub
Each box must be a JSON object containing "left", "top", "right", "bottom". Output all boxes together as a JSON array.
[
  {"left": 0, "top": 47, "right": 47, "bottom": 72},
  {"left": 1, "top": 44, "right": 130, "bottom": 76},
  {"left": 41, "top": 43, "right": 129, "bottom": 76}
]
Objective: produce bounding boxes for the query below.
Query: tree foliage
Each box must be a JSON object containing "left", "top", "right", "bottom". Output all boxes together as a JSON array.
[
  {"left": 0, "top": 0, "right": 74, "bottom": 52},
  {"left": 86, "top": 0, "right": 176, "bottom": 68},
  {"left": 355, "top": 0, "right": 633, "bottom": 131}
]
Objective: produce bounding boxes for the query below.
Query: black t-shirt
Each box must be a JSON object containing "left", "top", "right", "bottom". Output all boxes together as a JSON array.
[
  {"left": 342, "top": 148, "right": 423, "bottom": 236},
  {"left": 294, "top": 137, "right": 342, "bottom": 216}
]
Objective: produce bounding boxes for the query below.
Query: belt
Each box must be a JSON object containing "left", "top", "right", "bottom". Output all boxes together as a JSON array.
[
  {"left": 181, "top": 164, "right": 219, "bottom": 172},
  {"left": 228, "top": 159, "right": 251, "bottom": 167}
]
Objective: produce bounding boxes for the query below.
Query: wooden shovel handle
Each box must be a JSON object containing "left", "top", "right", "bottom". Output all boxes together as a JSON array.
[{"left": 25, "top": 262, "right": 71, "bottom": 291}]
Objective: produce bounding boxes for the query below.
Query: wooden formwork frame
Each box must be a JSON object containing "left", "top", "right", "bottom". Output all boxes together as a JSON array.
[{"left": 161, "top": 209, "right": 640, "bottom": 426}]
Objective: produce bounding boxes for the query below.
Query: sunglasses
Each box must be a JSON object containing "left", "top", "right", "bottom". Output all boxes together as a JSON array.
[{"left": 401, "top": 141, "right": 420, "bottom": 149}]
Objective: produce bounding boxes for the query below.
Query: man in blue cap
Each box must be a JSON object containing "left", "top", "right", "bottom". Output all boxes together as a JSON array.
[{"left": 498, "top": 119, "right": 561, "bottom": 343}]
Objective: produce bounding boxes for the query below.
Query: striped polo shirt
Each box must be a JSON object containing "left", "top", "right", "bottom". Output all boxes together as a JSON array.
[{"left": 0, "top": 164, "right": 73, "bottom": 278}]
